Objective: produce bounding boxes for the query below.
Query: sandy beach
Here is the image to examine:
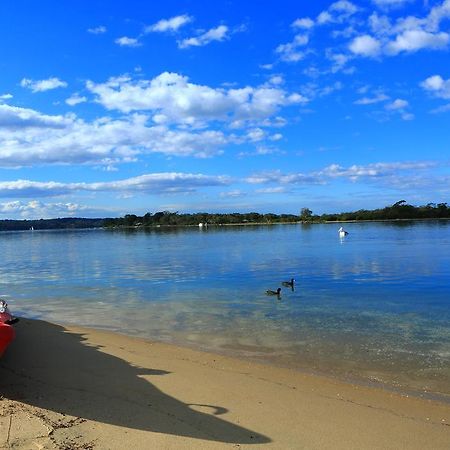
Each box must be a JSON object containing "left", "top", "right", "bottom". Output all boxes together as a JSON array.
[{"left": 0, "top": 319, "right": 449, "bottom": 449}]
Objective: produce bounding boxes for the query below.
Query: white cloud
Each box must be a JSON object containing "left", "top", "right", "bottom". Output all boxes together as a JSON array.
[
  {"left": 65, "top": 94, "right": 88, "bottom": 106},
  {"left": 0, "top": 94, "right": 13, "bottom": 103},
  {"left": 349, "top": 35, "right": 381, "bottom": 57},
  {"left": 292, "top": 17, "right": 315, "bottom": 29},
  {"left": 245, "top": 128, "right": 266, "bottom": 142},
  {"left": 386, "top": 29, "right": 449, "bottom": 54},
  {"left": 0, "top": 104, "right": 68, "bottom": 129},
  {"left": 0, "top": 173, "right": 231, "bottom": 198},
  {"left": 330, "top": 0, "right": 359, "bottom": 14},
  {"left": 400, "top": 112, "right": 415, "bottom": 120},
  {"left": 255, "top": 187, "right": 288, "bottom": 194},
  {"left": 327, "top": 52, "right": 352, "bottom": 73},
  {"left": 354, "top": 92, "right": 389, "bottom": 105},
  {"left": 385, "top": 98, "right": 409, "bottom": 110},
  {"left": 317, "top": 11, "right": 333, "bottom": 25},
  {"left": 246, "top": 162, "right": 437, "bottom": 186},
  {"left": 259, "top": 63, "right": 274, "bottom": 70},
  {"left": 268, "top": 75, "right": 284, "bottom": 85},
  {"left": 219, "top": 190, "right": 246, "bottom": 198},
  {"left": 0, "top": 103, "right": 232, "bottom": 167},
  {"left": 372, "top": 0, "right": 414, "bottom": 9},
  {"left": 145, "top": 14, "right": 193, "bottom": 33},
  {"left": 421, "top": 74, "right": 450, "bottom": 98},
  {"left": 270, "top": 133, "right": 283, "bottom": 141},
  {"left": 350, "top": 2, "right": 450, "bottom": 59},
  {"left": 317, "top": 0, "right": 359, "bottom": 25},
  {"left": 276, "top": 34, "right": 309, "bottom": 62},
  {"left": 385, "top": 98, "right": 413, "bottom": 120},
  {"left": 0, "top": 200, "right": 97, "bottom": 219},
  {"left": 86, "top": 72, "right": 307, "bottom": 125},
  {"left": 276, "top": 1, "right": 360, "bottom": 65},
  {"left": 178, "top": 25, "right": 229, "bottom": 48},
  {"left": 87, "top": 26, "right": 107, "bottom": 34},
  {"left": 20, "top": 77, "right": 68, "bottom": 93},
  {"left": 427, "top": 0, "right": 450, "bottom": 32},
  {"left": 114, "top": 36, "right": 142, "bottom": 47}
]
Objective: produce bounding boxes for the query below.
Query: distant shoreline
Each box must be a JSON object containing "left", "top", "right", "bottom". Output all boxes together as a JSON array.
[{"left": 1, "top": 215, "right": 450, "bottom": 232}]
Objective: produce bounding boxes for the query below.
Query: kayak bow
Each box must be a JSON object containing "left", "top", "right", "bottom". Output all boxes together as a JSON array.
[{"left": 0, "top": 300, "right": 18, "bottom": 357}]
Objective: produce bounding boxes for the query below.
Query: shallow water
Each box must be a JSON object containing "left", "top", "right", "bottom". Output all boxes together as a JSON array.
[{"left": 3, "top": 221, "right": 450, "bottom": 398}]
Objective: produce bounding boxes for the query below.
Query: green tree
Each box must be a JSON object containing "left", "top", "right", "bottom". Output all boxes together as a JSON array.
[{"left": 300, "top": 208, "right": 313, "bottom": 222}]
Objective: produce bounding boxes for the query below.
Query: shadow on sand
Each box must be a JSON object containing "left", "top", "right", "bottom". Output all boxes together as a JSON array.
[{"left": 0, "top": 319, "right": 270, "bottom": 445}]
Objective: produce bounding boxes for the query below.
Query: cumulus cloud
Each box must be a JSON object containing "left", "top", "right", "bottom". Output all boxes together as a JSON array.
[
  {"left": 351, "top": 1, "right": 450, "bottom": 59},
  {"left": 292, "top": 17, "right": 315, "bottom": 29},
  {"left": 385, "top": 29, "right": 449, "bottom": 54},
  {"left": 178, "top": 25, "right": 229, "bottom": 48},
  {"left": 20, "top": 77, "right": 67, "bottom": 93},
  {"left": 65, "top": 94, "right": 88, "bottom": 106},
  {"left": 0, "top": 104, "right": 68, "bottom": 129},
  {"left": 1, "top": 71, "right": 306, "bottom": 167},
  {"left": 385, "top": 98, "right": 414, "bottom": 120},
  {"left": 0, "top": 173, "right": 231, "bottom": 198},
  {"left": 317, "top": 0, "right": 359, "bottom": 25},
  {"left": 276, "top": 34, "right": 309, "bottom": 62},
  {"left": 145, "top": 14, "right": 193, "bottom": 33},
  {"left": 385, "top": 98, "right": 409, "bottom": 110},
  {"left": 278, "top": 1, "right": 360, "bottom": 65},
  {"left": 0, "top": 103, "right": 233, "bottom": 167},
  {"left": 349, "top": 34, "right": 381, "bottom": 57},
  {"left": 114, "top": 36, "right": 142, "bottom": 47},
  {"left": 421, "top": 74, "right": 450, "bottom": 98},
  {"left": 86, "top": 72, "right": 307, "bottom": 125}
]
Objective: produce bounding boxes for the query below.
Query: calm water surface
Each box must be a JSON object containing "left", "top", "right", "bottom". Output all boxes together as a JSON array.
[{"left": 2, "top": 222, "right": 450, "bottom": 398}]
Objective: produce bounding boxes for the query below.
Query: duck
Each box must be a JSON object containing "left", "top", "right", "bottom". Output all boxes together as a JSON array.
[
  {"left": 282, "top": 278, "right": 295, "bottom": 288},
  {"left": 338, "top": 227, "right": 349, "bottom": 238},
  {"left": 266, "top": 288, "right": 281, "bottom": 296}
]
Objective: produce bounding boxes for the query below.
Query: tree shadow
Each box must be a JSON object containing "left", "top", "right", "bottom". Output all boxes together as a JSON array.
[{"left": 0, "top": 319, "right": 270, "bottom": 444}]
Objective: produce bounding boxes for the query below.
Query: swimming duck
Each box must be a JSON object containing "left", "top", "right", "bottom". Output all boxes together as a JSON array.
[
  {"left": 338, "top": 227, "right": 349, "bottom": 238},
  {"left": 266, "top": 288, "right": 281, "bottom": 296},
  {"left": 282, "top": 278, "right": 295, "bottom": 287}
]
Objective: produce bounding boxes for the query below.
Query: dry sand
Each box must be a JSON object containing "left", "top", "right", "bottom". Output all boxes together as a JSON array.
[{"left": 1, "top": 318, "right": 449, "bottom": 449}]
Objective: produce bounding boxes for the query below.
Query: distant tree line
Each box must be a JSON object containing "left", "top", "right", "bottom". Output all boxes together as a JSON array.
[
  {"left": 0, "top": 201, "right": 448, "bottom": 231},
  {"left": 0, "top": 217, "right": 105, "bottom": 231},
  {"left": 103, "top": 211, "right": 299, "bottom": 227},
  {"left": 104, "top": 201, "right": 450, "bottom": 228},
  {"left": 318, "top": 200, "right": 450, "bottom": 222}
]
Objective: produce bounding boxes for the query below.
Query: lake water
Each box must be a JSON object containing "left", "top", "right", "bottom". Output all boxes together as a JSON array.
[{"left": 2, "top": 221, "right": 450, "bottom": 399}]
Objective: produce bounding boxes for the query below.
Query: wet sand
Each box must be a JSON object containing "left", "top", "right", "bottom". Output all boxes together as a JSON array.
[{"left": 1, "top": 318, "right": 449, "bottom": 449}]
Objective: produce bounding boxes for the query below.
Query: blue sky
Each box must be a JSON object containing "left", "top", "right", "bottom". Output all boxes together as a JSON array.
[{"left": 0, "top": 0, "right": 449, "bottom": 219}]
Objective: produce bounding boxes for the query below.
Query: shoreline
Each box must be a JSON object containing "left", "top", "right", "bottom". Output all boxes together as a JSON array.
[
  {"left": 27, "top": 314, "right": 450, "bottom": 406},
  {"left": 1, "top": 318, "right": 450, "bottom": 449}
]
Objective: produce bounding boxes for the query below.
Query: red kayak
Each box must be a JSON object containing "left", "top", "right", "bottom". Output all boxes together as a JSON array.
[{"left": 0, "top": 300, "right": 18, "bottom": 357}]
